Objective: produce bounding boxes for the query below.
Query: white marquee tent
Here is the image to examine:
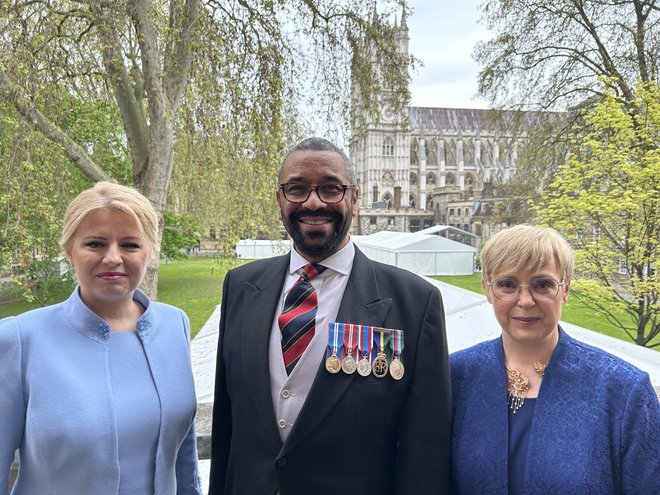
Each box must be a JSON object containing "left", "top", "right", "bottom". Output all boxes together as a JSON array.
[
  {"left": 354, "top": 231, "right": 476, "bottom": 276},
  {"left": 235, "top": 239, "right": 291, "bottom": 259}
]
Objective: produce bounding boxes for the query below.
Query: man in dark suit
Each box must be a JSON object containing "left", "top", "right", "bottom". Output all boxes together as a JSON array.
[{"left": 209, "top": 137, "right": 451, "bottom": 494}]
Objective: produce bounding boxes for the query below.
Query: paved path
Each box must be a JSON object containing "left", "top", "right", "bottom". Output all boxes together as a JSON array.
[{"left": 191, "top": 276, "right": 660, "bottom": 491}]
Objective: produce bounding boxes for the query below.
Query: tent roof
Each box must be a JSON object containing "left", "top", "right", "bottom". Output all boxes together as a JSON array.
[
  {"left": 355, "top": 231, "right": 476, "bottom": 253},
  {"left": 416, "top": 224, "right": 478, "bottom": 238}
]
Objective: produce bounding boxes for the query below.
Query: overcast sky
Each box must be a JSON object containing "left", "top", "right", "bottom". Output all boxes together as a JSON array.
[{"left": 407, "top": 0, "right": 490, "bottom": 109}]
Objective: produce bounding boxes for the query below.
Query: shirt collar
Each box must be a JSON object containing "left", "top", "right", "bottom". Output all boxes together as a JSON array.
[{"left": 289, "top": 237, "right": 355, "bottom": 277}]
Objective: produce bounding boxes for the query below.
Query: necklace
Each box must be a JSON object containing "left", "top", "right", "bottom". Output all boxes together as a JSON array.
[{"left": 505, "top": 361, "right": 547, "bottom": 414}]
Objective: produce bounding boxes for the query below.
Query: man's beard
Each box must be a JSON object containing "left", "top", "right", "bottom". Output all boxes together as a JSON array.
[{"left": 285, "top": 208, "right": 352, "bottom": 259}]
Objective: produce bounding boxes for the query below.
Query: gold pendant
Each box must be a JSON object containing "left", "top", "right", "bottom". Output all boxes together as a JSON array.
[{"left": 325, "top": 352, "right": 341, "bottom": 374}]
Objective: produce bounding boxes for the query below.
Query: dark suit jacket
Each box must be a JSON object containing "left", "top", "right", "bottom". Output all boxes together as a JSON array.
[{"left": 209, "top": 247, "right": 451, "bottom": 495}]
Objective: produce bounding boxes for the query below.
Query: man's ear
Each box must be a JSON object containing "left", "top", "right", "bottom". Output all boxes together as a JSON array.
[
  {"left": 351, "top": 187, "right": 359, "bottom": 217},
  {"left": 276, "top": 189, "right": 283, "bottom": 220}
]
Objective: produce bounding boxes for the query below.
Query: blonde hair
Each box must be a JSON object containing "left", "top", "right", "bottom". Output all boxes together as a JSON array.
[
  {"left": 60, "top": 182, "right": 159, "bottom": 260},
  {"left": 481, "top": 225, "right": 574, "bottom": 283}
]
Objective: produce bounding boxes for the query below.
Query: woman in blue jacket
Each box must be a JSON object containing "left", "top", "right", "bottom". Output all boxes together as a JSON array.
[
  {"left": 0, "top": 182, "right": 202, "bottom": 494},
  {"left": 450, "top": 225, "right": 659, "bottom": 494}
]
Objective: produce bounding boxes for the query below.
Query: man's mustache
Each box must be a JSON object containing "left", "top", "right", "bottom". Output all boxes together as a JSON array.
[{"left": 291, "top": 210, "right": 342, "bottom": 222}]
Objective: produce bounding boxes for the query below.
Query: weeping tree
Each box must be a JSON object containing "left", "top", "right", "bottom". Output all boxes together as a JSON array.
[{"left": 0, "top": 0, "right": 412, "bottom": 299}]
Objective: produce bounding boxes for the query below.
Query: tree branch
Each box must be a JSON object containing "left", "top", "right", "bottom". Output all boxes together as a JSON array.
[{"left": 0, "top": 63, "right": 110, "bottom": 182}]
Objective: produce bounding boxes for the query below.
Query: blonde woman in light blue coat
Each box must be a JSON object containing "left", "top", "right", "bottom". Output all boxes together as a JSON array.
[{"left": 0, "top": 182, "right": 202, "bottom": 495}]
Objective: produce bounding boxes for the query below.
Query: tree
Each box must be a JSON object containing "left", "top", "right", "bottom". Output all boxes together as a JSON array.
[
  {"left": 474, "top": 0, "right": 658, "bottom": 235},
  {"left": 161, "top": 212, "right": 202, "bottom": 261},
  {"left": 0, "top": 0, "right": 412, "bottom": 299},
  {"left": 535, "top": 81, "right": 660, "bottom": 347},
  {"left": 475, "top": 0, "right": 659, "bottom": 112}
]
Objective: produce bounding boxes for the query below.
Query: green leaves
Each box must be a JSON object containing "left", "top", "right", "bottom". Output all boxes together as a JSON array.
[{"left": 536, "top": 81, "right": 660, "bottom": 347}]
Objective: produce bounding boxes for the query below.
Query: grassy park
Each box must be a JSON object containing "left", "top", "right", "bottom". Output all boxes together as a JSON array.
[{"left": 0, "top": 257, "right": 656, "bottom": 348}]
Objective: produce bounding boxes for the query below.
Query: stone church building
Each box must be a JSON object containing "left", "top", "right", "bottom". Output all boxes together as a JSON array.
[{"left": 349, "top": 11, "right": 549, "bottom": 242}]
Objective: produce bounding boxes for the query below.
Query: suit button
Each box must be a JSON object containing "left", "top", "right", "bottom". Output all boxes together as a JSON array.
[
  {"left": 278, "top": 419, "right": 287, "bottom": 428},
  {"left": 276, "top": 458, "right": 287, "bottom": 467},
  {"left": 281, "top": 389, "right": 290, "bottom": 399}
]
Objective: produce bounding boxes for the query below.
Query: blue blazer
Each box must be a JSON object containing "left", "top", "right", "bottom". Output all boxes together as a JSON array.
[
  {"left": 0, "top": 288, "right": 202, "bottom": 495},
  {"left": 450, "top": 328, "right": 660, "bottom": 494}
]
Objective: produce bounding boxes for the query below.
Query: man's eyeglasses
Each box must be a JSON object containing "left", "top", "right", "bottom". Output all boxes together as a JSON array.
[
  {"left": 279, "top": 183, "right": 355, "bottom": 204},
  {"left": 486, "top": 277, "right": 565, "bottom": 302}
]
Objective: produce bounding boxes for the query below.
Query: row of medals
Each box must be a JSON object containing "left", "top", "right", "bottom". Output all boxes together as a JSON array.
[{"left": 325, "top": 349, "right": 405, "bottom": 380}]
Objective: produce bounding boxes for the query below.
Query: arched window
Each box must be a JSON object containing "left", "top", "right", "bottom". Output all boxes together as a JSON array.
[
  {"left": 445, "top": 173, "right": 456, "bottom": 185},
  {"left": 409, "top": 193, "right": 416, "bottom": 209},
  {"left": 383, "top": 137, "right": 395, "bottom": 156},
  {"left": 426, "top": 172, "right": 437, "bottom": 185},
  {"left": 409, "top": 172, "right": 418, "bottom": 185}
]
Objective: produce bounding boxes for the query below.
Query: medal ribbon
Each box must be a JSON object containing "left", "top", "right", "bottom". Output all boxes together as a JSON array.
[
  {"left": 342, "top": 323, "right": 357, "bottom": 356},
  {"left": 390, "top": 329, "right": 404, "bottom": 357},
  {"left": 373, "top": 328, "right": 392, "bottom": 353},
  {"left": 327, "top": 322, "right": 343, "bottom": 357},
  {"left": 357, "top": 325, "right": 374, "bottom": 358}
]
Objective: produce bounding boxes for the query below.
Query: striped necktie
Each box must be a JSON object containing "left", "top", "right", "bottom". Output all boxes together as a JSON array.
[{"left": 279, "top": 263, "right": 327, "bottom": 375}]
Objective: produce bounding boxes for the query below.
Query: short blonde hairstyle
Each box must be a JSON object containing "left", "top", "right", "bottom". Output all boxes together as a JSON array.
[
  {"left": 481, "top": 225, "right": 574, "bottom": 283},
  {"left": 60, "top": 181, "right": 159, "bottom": 260}
]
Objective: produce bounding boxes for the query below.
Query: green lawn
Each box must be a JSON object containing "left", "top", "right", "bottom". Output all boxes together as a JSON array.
[
  {"left": 157, "top": 257, "right": 242, "bottom": 337},
  {"left": 433, "top": 274, "right": 659, "bottom": 350}
]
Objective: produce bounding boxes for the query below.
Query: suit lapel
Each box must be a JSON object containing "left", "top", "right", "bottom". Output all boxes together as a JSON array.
[
  {"left": 241, "top": 254, "right": 289, "bottom": 450},
  {"left": 282, "top": 248, "right": 392, "bottom": 453}
]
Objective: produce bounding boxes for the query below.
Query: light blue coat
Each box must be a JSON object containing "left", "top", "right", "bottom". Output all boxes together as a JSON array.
[{"left": 0, "top": 288, "right": 202, "bottom": 495}]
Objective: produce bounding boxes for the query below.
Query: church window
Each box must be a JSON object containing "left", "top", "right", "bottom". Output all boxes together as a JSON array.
[
  {"left": 409, "top": 193, "right": 416, "bottom": 209},
  {"left": 382, "top": 171, "right": 395, "bottom": 186},
  {"left": 383, "top": 137, "right": 395, "bottom": 156},
  {"left": 463, "top": 140, "right": 474, "bottom": 165},
  {"left": 426, "top": 172, "right": 437, "bottom": 185},
  {"left": 410, "top": 172, "right": 418, "bottom": 185},
  {"left": 446, "top": 173, "right": 456, "bottom": 185}
]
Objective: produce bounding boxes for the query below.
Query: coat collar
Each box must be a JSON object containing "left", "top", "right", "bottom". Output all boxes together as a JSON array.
[{"left": 60, "top": 286, "right": 153, "bottom": 343}]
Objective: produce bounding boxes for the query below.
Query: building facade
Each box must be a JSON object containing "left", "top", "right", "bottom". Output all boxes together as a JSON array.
[{"left": 349, "top": 12, "right": 548, "bottom": 242}]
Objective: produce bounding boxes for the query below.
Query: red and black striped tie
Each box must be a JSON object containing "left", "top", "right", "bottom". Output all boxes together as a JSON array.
[{"left": 279, "top": 263, "right": 326, "bottom": 375}]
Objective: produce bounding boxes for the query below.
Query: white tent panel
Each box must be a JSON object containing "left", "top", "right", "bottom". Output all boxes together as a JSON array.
[
  {"left": 354, "top": 231, "right": 476, "bottom": 276},
  {"left": 236, "top": 239, "right": 291, "bottom": 259}
]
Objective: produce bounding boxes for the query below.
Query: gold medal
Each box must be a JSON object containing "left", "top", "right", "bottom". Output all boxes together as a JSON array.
[
  {"left": 341, "top": 353, "right": 357, "bottom": 374},
  {"left": 325, "top": 352, "right": 341, "bottom": 374},
  {"left": 357, "top": 355, "right": 371, "bottom": 376},
  {"left": 389, "top": 356, "right": 404, "bottom": 380},
  {"left": 372, "top": 351, "right": 388, "bottom": 378}
]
